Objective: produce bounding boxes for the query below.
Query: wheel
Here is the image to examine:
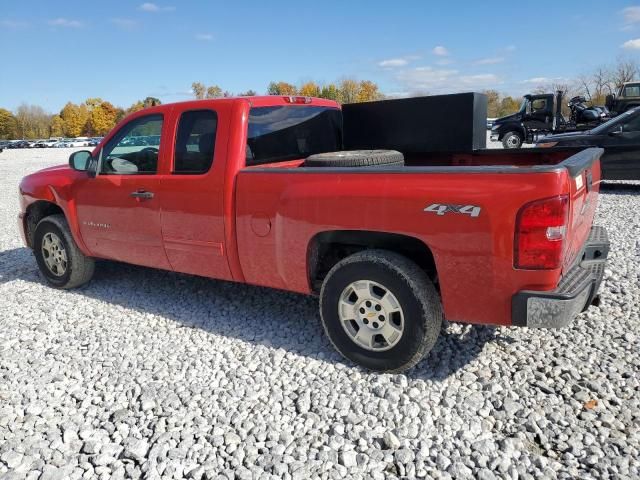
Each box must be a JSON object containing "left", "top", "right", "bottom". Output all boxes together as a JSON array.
[
  {"left": 303, "top": 150, "right": 404, "bottom": 168},
  {"left": 502, "top": 131, "right": 523, "bottom": 149},
  {"left": 33, "top": 214, "right": 95, "bottom": 289},
  {"left": 320, "top": 250, "right": 442, "bottom": 372}
]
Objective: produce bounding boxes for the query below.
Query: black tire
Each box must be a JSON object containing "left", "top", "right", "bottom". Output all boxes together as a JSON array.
[
  {"left": 303, "top": 150, "right": 404, "bottom": 168},
  {"left": 502, "top": 131, "right": 523, "bottom": 149},
  {"left": 320, "top": 250, "right": 442, "bottom": 372},
  {"left": 33, "top": 214, "right": 95, "bottom": 289}
]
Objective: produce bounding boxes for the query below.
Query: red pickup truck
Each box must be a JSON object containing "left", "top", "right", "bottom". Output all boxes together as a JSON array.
[{"left": 18, "top": 95, "right": 609, "bottom": 372}]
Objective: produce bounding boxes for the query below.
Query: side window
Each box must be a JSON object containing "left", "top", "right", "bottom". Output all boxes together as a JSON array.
[
  {"left": 100, "top": 114, "right": 163, "bottom": 175},
  {"left": 531, "top": 99, "right": 547, "bottom": 112},
  {"left": 623, "top": 114, "right": 640, "bottom": 132},
  {"left": 623, "top": 85, "right": 640, "bottom": 97},
  {"left": 174, "top": 110, "right": 217, "bottom": 174}
]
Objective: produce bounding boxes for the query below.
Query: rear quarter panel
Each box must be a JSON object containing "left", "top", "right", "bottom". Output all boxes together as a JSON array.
[{"left": 235, "top": 168, "right": 571, "bottom": 326}]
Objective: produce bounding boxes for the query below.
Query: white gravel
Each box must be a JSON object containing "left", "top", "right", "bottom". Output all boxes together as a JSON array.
[{"left": 0, "top": 147, "right": 638, "bottom": 480}]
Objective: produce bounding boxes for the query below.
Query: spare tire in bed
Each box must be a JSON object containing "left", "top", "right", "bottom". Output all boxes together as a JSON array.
[{"left": 303, "top": 150, "right": 404, "bottom": 168}]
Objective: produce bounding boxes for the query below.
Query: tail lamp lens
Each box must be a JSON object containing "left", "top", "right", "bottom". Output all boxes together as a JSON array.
[{"left": 515, "top": 195, "right": 569, "bottom": 269}]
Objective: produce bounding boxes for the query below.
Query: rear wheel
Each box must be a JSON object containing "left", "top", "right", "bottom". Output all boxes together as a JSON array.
[
  {"left": 33, "top": 214, "right": 95, "bottom": 289},
  {"left": 320, "top": 250, "right": 442, "bottom": 372},
  {"left": 502, "top": 131, "right": 523, "bottom": 149}
]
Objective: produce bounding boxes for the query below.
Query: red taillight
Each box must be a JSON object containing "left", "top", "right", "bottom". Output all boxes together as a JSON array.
[
  {"left": 283, "top": 96, "right": 312, "bottom": 104},
  {"left": 515, "top": 195, "right": 569, "bottom": 270}
]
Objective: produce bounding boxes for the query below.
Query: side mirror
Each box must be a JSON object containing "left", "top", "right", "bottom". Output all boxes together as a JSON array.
[
  {"left": 69, "top": 150, "right": 93, "bottom": 172},
  {"left": 609, "top": 126, "right": 623, "bottom": 136}
]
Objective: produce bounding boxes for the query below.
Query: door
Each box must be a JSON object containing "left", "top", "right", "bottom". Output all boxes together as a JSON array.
[
  {"left": 158, "top": 107, "right": 233, "bottom": 280},
  {"left": 600, "top": 112, "right": 640, "bottom": 180},
  {"left": 74, "top": 113, "right": 171, "bottom": 269},
  {"left": 524, "top": 96, "right": 553, "bottom": 130}
]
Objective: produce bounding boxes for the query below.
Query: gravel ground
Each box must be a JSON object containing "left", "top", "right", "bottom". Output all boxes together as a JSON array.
[{"left": 0, "top": 147, "right": 638, "bottom": 480}]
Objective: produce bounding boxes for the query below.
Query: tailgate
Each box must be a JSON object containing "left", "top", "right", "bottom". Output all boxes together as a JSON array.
[{"left": 561, "top": 148, "right": 604, "bottom": 272}]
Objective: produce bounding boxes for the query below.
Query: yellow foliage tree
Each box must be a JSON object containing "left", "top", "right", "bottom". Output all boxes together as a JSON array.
[
  {"left": 88, "top": 100, "right": 118, "bottom": 136},
  {"left": 50, "top": 115, "right": 64, "bottom": 137},
  {"left": 267, "top": 81, "right": 297, "bottom": 95},
  {"left": 356, "top": 80, "right": 382, "bottom": 103},
  {"left": 60, "top": 102, "right": 89, "bottom": 137},
  {"left": 299, "top": 81, "right": 321, "bottom": 97},
  {"left": 338, "top": 79, "right": 360, "bottom": 104}
]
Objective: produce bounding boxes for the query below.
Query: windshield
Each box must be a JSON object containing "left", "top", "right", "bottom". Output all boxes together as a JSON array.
[
  {"left": 591, "top": 107, "right": 640, "bottom": 134},
  {"left": 246, "top": 106, "right": 342, "bottom": 166}
]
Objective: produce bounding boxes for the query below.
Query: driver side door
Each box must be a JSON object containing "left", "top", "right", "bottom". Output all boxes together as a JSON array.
[
  {"left": 601, "top": 113, "right": 640, "bottom": 180},
  {"left": 73, "top": 113, "right": 171, "bottom": 269}
]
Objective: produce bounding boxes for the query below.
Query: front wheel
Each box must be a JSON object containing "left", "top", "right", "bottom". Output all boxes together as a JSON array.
[
  {"left": 320, "top": 250, "right": 442, "bottom": 372},
  {"left": 502, "top": 131, "right": 523, "bottom": 149},
  {"left": 33, "top": 214, "right": 95, "bottom": 289}
]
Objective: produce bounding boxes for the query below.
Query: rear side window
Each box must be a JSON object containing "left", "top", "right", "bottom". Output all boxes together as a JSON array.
[
  {"left": 174, "top": 110, "right": 217, "bottom": 174},
  {"left": 246, "top": 106, "right": 342, "bottom": 166}
]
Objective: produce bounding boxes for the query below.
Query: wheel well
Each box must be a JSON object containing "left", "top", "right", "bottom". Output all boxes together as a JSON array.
[
  {"left": 308, "top": 230, "right": 437, "bottom": 293},
  {"left": 24, "top": 201, "right": 64, "bottom": 248}
]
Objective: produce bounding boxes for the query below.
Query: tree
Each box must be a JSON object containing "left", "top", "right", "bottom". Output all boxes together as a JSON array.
[
  {"left": 238, "top": 89, "right": 257, "bottom": 96},
  {"left": 88, "top": 100, "right": 119, "bottom": 136},
  {"left": 60, "top": 102, "right": 89, "bottom": 137},
  {"left": 0, "top": 108, "right": 17, "bottom": 139},
  {"left": 206, "top": 85, "right": 223, "bottom": 98},
  {"left": 14, "top": 104, "right": 51, "bottom": 139},
  {"left": 192, "top": 82, "right": 206, "bottom": 99},
  {"left": 356, "top": 80, "right": 383, "bottom": 102},
  {"left": 320, "top": 84, "right": 340, "bottom": 101},
  {"left": 610, "top": 56, "right": 639, "bottom": 91},
  {"left": 267, "top": 81, "right": 297, "bottom": 95},
  {"left": 143, "top": 96, "right": 161, "bottom": 107},
  {"left": 299, "top": 81, "right": 321, "bottom": 97},
  {"left": 498, "top": 96, "right": 520, "bottom": 117},
  {"left": 126, "top": 101, "right": 145, "bottom": 115},
  {"left": 338, "top": 79, "right": 360, "bottom": 104},
  {"left": 50, "top": 115, "right": 64, "bottom": 137},
  {"left": 483, "top": 90, "right": 501, "bottom": 118}
]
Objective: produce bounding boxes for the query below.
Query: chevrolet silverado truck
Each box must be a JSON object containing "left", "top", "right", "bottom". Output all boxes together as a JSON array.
[{"left": 18, "top": 95, "right": 610, "bottom": 372}]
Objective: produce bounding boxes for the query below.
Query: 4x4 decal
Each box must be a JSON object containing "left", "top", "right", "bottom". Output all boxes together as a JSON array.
[{"left": 424, "top": 203, "right": 481, "bottom": 218}]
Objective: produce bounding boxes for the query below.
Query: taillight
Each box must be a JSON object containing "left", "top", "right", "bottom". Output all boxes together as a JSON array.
[
  {"left": 283, "top": 96, "right": 312, "bottom": 104},
  {"left": 515, "top": 195, "right": 569, "bottom": 270}
]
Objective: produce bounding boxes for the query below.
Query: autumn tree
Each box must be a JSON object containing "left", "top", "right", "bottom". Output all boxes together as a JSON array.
[
  {"left": 356, "top": 80, "right": 383, "bottom": 103},
  {"left": 0, "top": 108, "right": 17, "bottom": 139},
  {"left": 50, "top": 115, "right": 64, "bottom": 137},
  {"left": 498, "top": 96, "right": 520, "bottom": 117},
  {"left": 206, "top": 85, "right": 223, "bottom": 98},
  {"left": 87, "top": 99, "right": 119, "bottom": 136},
  {"left": 610, "top": 56, "right": 639, "bottom": 90},
  {"left": 482, "top": 90, "right": 501, "bottom": 118},
  {"left": 192, "top": 82, "right": 206, "bottom": 99},
  {"left": 14, "top": 104, "right": 51, "bottom": 139},
  {"left": 267, "top": 81, "right": 297, "bottom": 95},
  {"left": 299, "top": 81, "right": 321, "bottom": 97},
  {"left": 238, "top": 89, "right": 257, "bottom": 96},
  {"left": 143, "top": 96, "right": 161, "bottom": 107},
  {"left": 126, "top": 101, "right": 145, "bottom": 114},
  {"left": 60, "top": 102, "right": 89, "bottom": 137},
  {"left": 337, "top": 79, "right": 360, "bottom": 104}
]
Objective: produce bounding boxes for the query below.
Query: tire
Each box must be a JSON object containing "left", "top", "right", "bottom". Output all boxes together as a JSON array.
[
  {"left": 320, "top": 250, "right": 442, "bottom": 372},
  {"left": 502, "top": 131, "right": 523, "bottom": 149},
  {"left": 33, "top": 214, "right": 95, "bottom": 289},
  {"left": 303, "top": 150, "right": 404, "bottom": 168}
]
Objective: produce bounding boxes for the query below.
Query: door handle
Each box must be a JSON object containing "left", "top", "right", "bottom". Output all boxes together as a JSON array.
[{"left": 130, "top": 190, "right": 154, "bottom": 200}]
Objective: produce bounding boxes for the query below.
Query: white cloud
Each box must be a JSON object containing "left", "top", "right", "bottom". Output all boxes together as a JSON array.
[
  {"left": 474, "top": 56, "right": 505, "bottom": 65},
  {"left": 0, "top": 19, "right": 29, "bottom": 29},
  {"left": 522, "top": 77, "right": 551, "bottom": 84},
  {"left": 622, "top": 38, "right": 640, "bottom": 49},
  {"left": 622, "top": 6, "right": 640, "bottom": 24},
  {"left": 110, "top": 18, "right": 137, "bottom": 30},
  {"left": 432, "top": 45, "right": 449, "bottom": 56},
  {"left": 378, "top": 58, "right": 409, "bottom": 68},
  {"left": 48, "top": 18, "right": 83, "bottom": 28},
  {"left": 435, "top": 58, "right": 453, "bottom": 66},
  {"left": 195, "top": 33, "right": 213, "bottom": 41},
  {"left": 396, "top": 66, "right": 500, "bottom": 93},
  {"left": 139, "top": 3, "right": 175, "bottom": 12}
]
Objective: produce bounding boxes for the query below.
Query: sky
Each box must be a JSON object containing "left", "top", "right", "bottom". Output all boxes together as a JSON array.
[{"left": 2, "top": 0, "right": 640, "bottom": 113}]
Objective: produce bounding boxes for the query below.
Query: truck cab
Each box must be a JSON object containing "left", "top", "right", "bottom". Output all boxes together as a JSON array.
[
  {"left": 490, "top": 93, "right": 558, "bottom": 148},
  {"left": 606, "top": 81, "right": 640, "bottom": 114}
]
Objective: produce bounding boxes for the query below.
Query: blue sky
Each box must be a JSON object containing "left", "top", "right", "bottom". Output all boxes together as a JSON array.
[{"left": 1, "top": 1, "right": 640, "bottom": 112}]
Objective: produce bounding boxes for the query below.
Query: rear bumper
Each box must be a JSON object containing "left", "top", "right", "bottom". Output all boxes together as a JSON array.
[{"left": 512, "top": 226, "right": 609, "bottom": 328}]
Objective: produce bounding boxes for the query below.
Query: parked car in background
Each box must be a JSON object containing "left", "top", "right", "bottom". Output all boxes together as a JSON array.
[
  {"left": 65, "top": 139, "right": 90, "bottom": 147},
  {"left": 537, "top": 106, "right": 640, "bottom": 180},
  {"left": 88, "top": 137, "right": 103, "bottom": 147},
  {"left": 9, "top": 140, "right": 30, "bottom": 149},
  {"left": 53, "top": 140, "right": 71, "bottom": 148},
  {"left": 486, "top": 118, "right": 496, "bottom": 129}
]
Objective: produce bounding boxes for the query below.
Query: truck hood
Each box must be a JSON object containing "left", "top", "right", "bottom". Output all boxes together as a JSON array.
[
  {"left": 19, "top": 163, "right": 84, "bottom": 200},
  {"left": 493, "top": 112, "right": 522, "bottom": 124}
]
